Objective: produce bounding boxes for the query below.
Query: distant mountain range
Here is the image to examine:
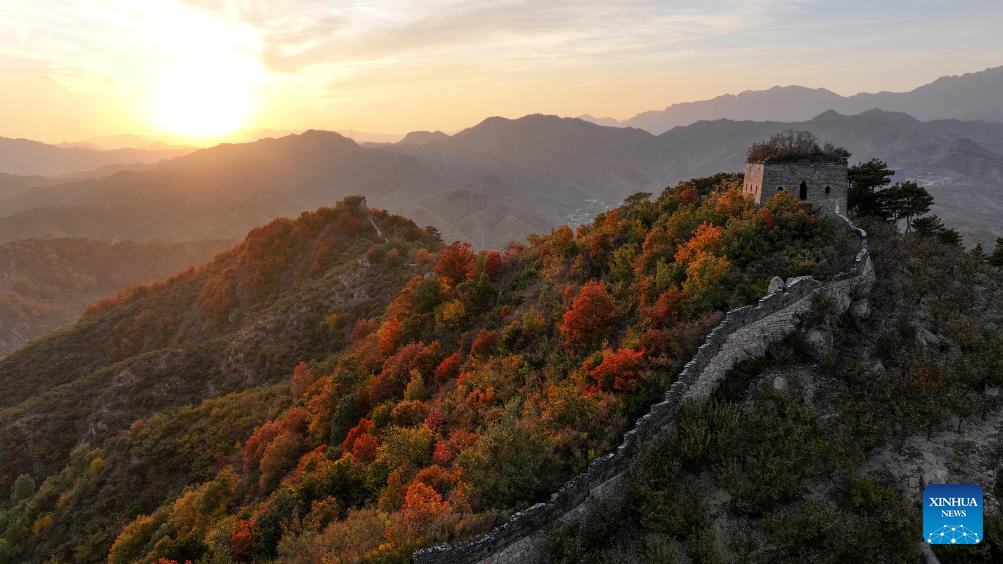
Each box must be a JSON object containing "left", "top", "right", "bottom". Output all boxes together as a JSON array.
[
  {"left": 586, "top": 66, "right": 1003, "bottom": 134},
  {"left": 0, "top": 136, "right": 192, "bottom": 176},
  {"left": 1, "top": 109, "right": 1003, "bottom": 247}
]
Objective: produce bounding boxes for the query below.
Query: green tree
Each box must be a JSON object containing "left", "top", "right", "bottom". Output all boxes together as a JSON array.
[
  {"left": 848, "top": 159, "right": 894, "bottom": 217},
  {"left": 936, "top": 226, "right": 963, "bottom": 248},
  {"left": 911, "top": 215, "right": 945, "bottom": 237},
  {"left": 10, "top": 473, "right": 35, "bottom": 502},
  {"left": 912, "top": 214, "right": 962, "bottom": 247},
  {"left": 971, "top": 243, "right": 987, "bottom": 261},
  {"left": 878, "top": 181, "right": 934, "bottom": 232},
  {"left": 991, "top": 238, "right": 1003, "bottom": 268}
]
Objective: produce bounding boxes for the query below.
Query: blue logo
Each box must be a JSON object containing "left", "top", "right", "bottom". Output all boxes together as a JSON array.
[{"left": 923, "top": 484, "right": 983, "bottom": 545}]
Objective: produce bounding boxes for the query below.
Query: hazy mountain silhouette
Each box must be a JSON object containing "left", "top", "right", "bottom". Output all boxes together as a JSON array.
[
  {"left": 2, "top": 111, "right": 1003, "bottom": 247},
  {"left": 0, "top": 136, "right": 193, "bottom": 176},
  {"left": 592, "top": 66, "right": 1003, "bottom": 134}
]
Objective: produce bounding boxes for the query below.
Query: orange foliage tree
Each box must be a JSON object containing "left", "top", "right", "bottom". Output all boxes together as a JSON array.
[{"left": 674, "top": 222, "right": 723, "bottom": 263}]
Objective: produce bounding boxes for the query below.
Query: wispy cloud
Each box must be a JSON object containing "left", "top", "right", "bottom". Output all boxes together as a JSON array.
[{"left": 181, "top": 0, "right": 813, "bottom": 74}]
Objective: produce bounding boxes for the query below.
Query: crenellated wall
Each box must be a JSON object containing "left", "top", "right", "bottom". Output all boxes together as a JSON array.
[{"left": 414, "top": 216, "right": 874, "bottom": 564}]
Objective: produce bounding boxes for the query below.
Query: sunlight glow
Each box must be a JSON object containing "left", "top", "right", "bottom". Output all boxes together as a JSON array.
[
  {"left": 142, "top": 3, "right": 265, "bottom": 141},
  {"left": 150, "top": 64, "right": 260, "bottom": 140}
]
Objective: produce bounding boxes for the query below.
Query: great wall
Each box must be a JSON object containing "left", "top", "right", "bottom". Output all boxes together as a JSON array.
[{"left": 413, "top": 215, "right": 875, "bottom": 563}]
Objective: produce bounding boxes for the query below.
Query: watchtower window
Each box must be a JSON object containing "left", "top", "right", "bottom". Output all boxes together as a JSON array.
[
  {"left": 798, "top": 181, "right": 808, "bottom": 200},
  {"left": 824, "top": 185, "right": 831, "bottom": 195},
  {"left": 777, "top": 186, "right": 785, "bottom": 193}
]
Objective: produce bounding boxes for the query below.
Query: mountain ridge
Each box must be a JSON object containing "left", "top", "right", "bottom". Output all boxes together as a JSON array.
[
  {"left": 3, "top": 109, "right": 1003, "bottom": 249},
  {"left": 0, "top": 136, "right": 193, "bottom": 176},
  {"left": 584, "top": 65, "right": 1003, "bottom": 133}
]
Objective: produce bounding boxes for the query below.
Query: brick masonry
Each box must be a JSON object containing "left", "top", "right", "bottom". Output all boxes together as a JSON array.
[
  {"left": 743, "top": 160, "right": 849, "bottom": 216},
  {"left": 413, "top": 215, "right": 874, "bottom": 564}
]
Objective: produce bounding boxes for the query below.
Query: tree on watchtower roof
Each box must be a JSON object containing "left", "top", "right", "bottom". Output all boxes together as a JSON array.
[{"left": 746, "top": 130, "right": 850, "bottom": 163}]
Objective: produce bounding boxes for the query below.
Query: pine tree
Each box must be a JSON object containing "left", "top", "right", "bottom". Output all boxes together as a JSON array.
[
  {"left": 878, "top": 181, "right": 934, "bottom": 231},
  {"left": 911, "top": 215, "right": 944, "bottom": 237},
  {"left": 990, "top": 238, "right": 1003, "bottom": 268},
  {"left": 848, "top": 159, "right": 894, "bottom": 217}
]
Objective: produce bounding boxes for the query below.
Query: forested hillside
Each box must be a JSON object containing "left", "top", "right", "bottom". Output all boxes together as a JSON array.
[
  {"left": 0, "top": 198, "right": 444, "bottom": 562},
  {"left": 4, "top": 165, "right": 999, "bottom": 562},
  {"left": 0, "top": 238, "right": 230, "bottom": 355},
  {"left": 544, "top": 217, "right": 1003, "bottom": 563},
  {"left": 0, "top": 176, "right": 857, "bottom": 562}
]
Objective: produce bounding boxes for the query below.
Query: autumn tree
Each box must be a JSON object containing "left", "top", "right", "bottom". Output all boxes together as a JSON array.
[
  {"left": 560, "top": 281, "right": 619, "bottom": 346},
  {"left": 586, "top": 347, "right": 647, "bottom": 391},
  {"left": 681, "top": 252, "right": 731, "bottom": 313},
  {"left": 378, "top": 318, "right": 404, "bottom": 356},
  {"left": 258, "top": 429, "right": 302, "bottom": 490},
  {"left": 434, "top": 353, "right": 462, "bottom": 383},
  {"left": 433, "top": 241, "right": 476, "bottom": 286},
  {"left": 469, "top": 329, "right": 498, "bottom": 358},
  {"left": 399, "top": 482, "right": 454, "bottom": 540},
  {"left": 674, "top": 222, "right": 723, "bottom": 263}
]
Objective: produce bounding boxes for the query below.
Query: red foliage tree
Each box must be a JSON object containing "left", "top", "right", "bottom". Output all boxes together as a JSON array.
[
  {"left": 434, "top": 241, "right": 476, "bottom": 286},
  {"left": 230, "top": 519, "right": 258, "bottom": 561},
  {"left": 560, "top": 281, "right": 619, "bottom": 346},
  {"left": 342, "top": 418, "right": 373, "bottom": 451},
  {"left": 368, "top": 342, "right": 440, "bottom": 404},
  {"left": 480, "top": 250, "right": 505, "bottom": 278},
  {"left": 350, "top": 433, "right": 378, "bottom": 462},
  {"left": 587, "top": 347, "right": 647, "bottom": 391},
  {"left": 434, "top": 352, "right": 462, "bottom": 383},
  {"left": 431, "top": 430, "right": 478, "bottom": 465},
  {"left": 469, "top": 329, "right": 498, "bottom": 358},
  {"left": 680, "top": 185, "right": 699, "bottom": 205},
  {"left": 425, "top": 409, "right": 445, "bottom": 430},
  {"left": 242, "top": 421, "right": 281, "bottom": 472},
  {"left": 649, "top": 287, "right": 684, "bottom": 327}
]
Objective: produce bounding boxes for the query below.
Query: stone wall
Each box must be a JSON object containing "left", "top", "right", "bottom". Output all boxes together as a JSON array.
[
  {"left": 745, "top": 160, "right": 849, "bottom": 216},
  {"left": 742, "top": 162, "right": 766, "bottom": 205},
  {"left": 413, "top": 216, "right": 874, "bottom": 564}
]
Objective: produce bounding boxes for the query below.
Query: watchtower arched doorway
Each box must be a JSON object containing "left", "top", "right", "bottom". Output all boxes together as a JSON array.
[{"left": 798, "top": 181, "right": 808, "bottom": 200}]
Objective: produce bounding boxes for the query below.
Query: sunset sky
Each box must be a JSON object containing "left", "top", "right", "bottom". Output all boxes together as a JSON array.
[{"left": 2, "top": 0, "right": 1002, "bottom": 145}]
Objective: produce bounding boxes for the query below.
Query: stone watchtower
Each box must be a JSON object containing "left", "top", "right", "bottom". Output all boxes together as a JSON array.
[{"left": 742, "top": 133, "right": 849, "bottom": 216}]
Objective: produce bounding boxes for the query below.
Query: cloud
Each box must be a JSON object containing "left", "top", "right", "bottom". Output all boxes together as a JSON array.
[{"left": 182, "top": 0, "right": 813, "bottom": 75}]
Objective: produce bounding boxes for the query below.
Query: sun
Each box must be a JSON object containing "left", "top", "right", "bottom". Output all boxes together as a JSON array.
[
  {"left": 150, "top": 64, "right": 259, "bottom": 141},
  {"left": 141, "top": 5, "right": 266, "bottom": 143}
]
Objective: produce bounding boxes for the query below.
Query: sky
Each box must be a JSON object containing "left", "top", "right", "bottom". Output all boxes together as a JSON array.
[{"left": 1, "top": 0, "right": 1002, "bottom": 145}]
